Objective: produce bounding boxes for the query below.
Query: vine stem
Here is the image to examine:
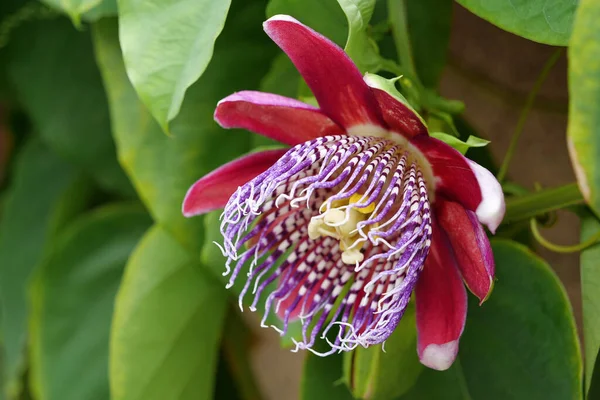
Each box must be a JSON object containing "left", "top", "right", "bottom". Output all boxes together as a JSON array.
[
  {"left": 496, "top": 48, "right": 563, "bottom": 182},
  {"left": 387, "top": 0, "right": 420, "bottom": 84},
  {"left": 503, "top": 182, "right": 584, "bottom": 224},
  {"left": 530, "top": 218, "right": 600, "bottom": 253}
]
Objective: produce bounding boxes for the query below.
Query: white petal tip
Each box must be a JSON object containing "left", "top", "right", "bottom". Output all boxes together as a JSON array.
[
  {"left": 476, "top": 199, "right": 505, "bottom": 234},
  {"left": 420, "top": 341, "right": 459, "bottom": 371},
  {"left": 468, "top": 160, "right": 505, "bottom": 232},
  {"left": 265, "top": 14, "right": 300, "bottom": 24}
]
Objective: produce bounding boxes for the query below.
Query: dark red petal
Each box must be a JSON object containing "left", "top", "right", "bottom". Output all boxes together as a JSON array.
[
  {"left": 263, "top": 15, "right": 386, "bottom": 130},
  {"left": 371, "top": 88, "right": 427, "bottom": 138},
  {"left": 436, "top": 200, "right": 495, "bottom": 304},
  {"left": 215, "top": 91, "right": 343, "bottom": 146},
  {"left": 182, "top": 149, "right": 287, "bottom": 217},
  {"left": 411, "top": 135, "right": 482, "bottom": 212},
  {"left": 416, "top": 219, "right": 467, "bottom": 371}
]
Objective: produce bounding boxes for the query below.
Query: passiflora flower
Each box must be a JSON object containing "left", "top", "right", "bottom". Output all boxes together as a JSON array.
[{"left": 182, "top": 15, "right": 505, "bottom": 371}]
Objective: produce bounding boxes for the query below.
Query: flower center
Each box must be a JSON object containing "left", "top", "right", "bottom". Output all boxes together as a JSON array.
[
  {"left": 307, "top": 194, "right": 377, "bottom": 265},
  {"left": 217, "top": 134, "right": 434, "bottom": 354}
]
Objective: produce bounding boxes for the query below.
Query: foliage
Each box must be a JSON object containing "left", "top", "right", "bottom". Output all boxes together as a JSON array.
[{"left": 0, "top": 0, "right": 596, "bottom": 399}]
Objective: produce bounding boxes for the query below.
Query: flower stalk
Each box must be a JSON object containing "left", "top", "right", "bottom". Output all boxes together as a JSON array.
[
  {"left": 503, "top": 182, "right": 584, "bottom": 224},
  {"left": 387, "top": 0, "right": 419, "bottom": 83}
]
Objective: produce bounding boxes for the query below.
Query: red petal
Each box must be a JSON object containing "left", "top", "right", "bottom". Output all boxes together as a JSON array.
[
  {"left": 215, "top": 91, "right": 343, "bottom": 146},
  {"left": 416, "top": 220, "right": 467, "bottom": 371},
  {"left": 263, "top": 15, "right": 385, "bottom": 130},
  {"left": 371, "top": 88, "right": 427, "bottom": 138},
  {"left": 436, "top": 200, "right": 495, "bottom": 304},
  {"left": 182, "top": 149, "right": 287, "bottom": 217},
  {"left": 411, "top": 135, "right": 482, "bottom": 212}
]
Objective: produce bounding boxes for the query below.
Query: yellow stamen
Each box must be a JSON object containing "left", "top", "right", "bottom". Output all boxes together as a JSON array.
[{"left": 349, "top": 193, "right": 375, "bottom": 214}]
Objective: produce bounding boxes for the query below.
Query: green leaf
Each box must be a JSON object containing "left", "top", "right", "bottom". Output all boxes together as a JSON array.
[
  {"left": 363, "top": 73, "right": 425, "bottom": 123},
  {"left": 93, "top": 1, "right": 277, "bottom": 254},
  {"left": 301, "top": 340, "right": 354, "bottom": 400},
  {"left": 580, "top": 213, "right": 600, "bottom": 394},
  {"left": 456, "top": 0, "right": 576, "bottom": 46},
  {"left": 28, "top": 204, "right": 151, "bottom": 400},
  {"left": 266, "top": 0, "right": 348, "bottom": 47},
  {"left": 429, "top": 132, "right": 490, "bottom": 155},
  {"left": 0, "top": 139, "right": 91, "bottom": 395},
  {"left": 5, "top": 17, "right": 133, "bottom": 197},
  {"left": 337, "top": 0, "right": 381, "bottom": 73},
  {"left": 403, "top": 240, "right": 582, "bottom": 399},
  {"left": 344, "top": 305, "right": 422, "bottom": 399},
  {"left": 110, "top": 225, "right": 227, "bottom": 400},
  {"left": 406, "top": 0, "right": 452, "bottom": 88},
  {"left": 462, "top": 240, "right": 582, "bottom": 398},
  {"left": 117, "top": 0, "right": 232, "bottom": 132},
  {"left": 454, "top": 116, "right": 498, "bottom": 175},
  {"left": 567, "top": 0, "right": 600, "bottom": 217}
]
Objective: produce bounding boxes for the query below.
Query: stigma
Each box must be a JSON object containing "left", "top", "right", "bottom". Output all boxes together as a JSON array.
[{"left": 308, "top": 194, "right": 377, "bottom": 265}]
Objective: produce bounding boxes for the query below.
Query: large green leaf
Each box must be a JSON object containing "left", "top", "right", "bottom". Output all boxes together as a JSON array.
[
  {"left": 117, "top": 0, "right": 232, "bottom": 132},
  {"left": 406, "top": 0, "right": 452, "bottom": 88},
  {"left": 344, "top": 305, "right": 422, "bottom": 400},
  {"left": 93, "top": 0, "right": 277, "bottom": 254},
  {"left": 28, "top": 205, "right": 151, "bottom": 400},
  {"left": 458, "top": 240, "right": 582, "bottom": 399},
  {"left": 456, "top": 0, "right": 576, "bottom": 46},
  {"left": 5, "top": 17, "right": 132, "bottom": 197},
  {"left": 0, "top": 139, "right": 91, "bottom": 396},
  {"left": 266, "top": 0, "right": 348, "bottom": 46},
  {"left": 403, "top": 240, "right": 582, "bottom": 399},
  {"left": 567, "top": 0, "right": 600, "bottom": 218},
  {"left": 110, "top": 225, "right": 227, "bottom": 400},
  {"left": 580, "top": 214, "right": 600, "bottom": 394}
]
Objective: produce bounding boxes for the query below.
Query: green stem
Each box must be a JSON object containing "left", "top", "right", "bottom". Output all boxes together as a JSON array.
[
  {"left": 503, "top": 182, "right": 584, "bottom": 224},
  {"left": 530, "top": 218, "right": 600, "bottom": 253},
  {"left": 387, "top": 0, "right": 419, "bottom": 83},
  {"left": 496, "top": 49, "right": 563, "bottom": 182}
]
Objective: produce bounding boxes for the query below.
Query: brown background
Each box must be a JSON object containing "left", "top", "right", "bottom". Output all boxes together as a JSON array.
[{"left": 249, "top": 4, "right": 579, "bottom": 399}]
